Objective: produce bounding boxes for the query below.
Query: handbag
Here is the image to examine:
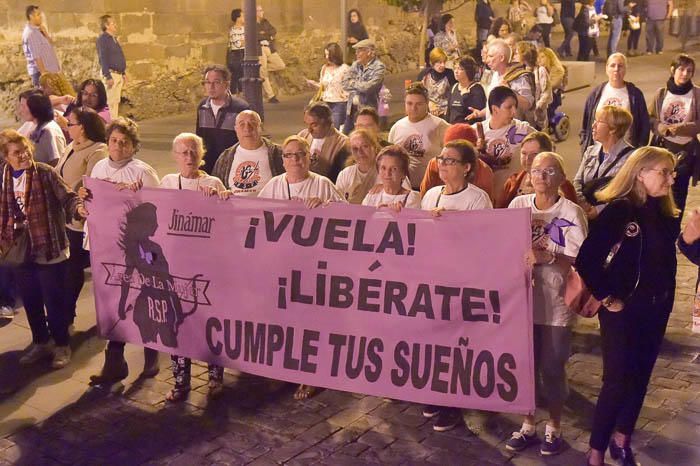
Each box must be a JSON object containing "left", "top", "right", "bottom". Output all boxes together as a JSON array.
[
  {"left": 565, "top": 220, "right": 642, "bottom": 317},
  {"left": 0, "top": 228, "right": 29, "bottom": 267}
]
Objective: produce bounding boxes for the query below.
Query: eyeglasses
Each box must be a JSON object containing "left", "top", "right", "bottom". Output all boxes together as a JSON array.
[
  {"left": 282, "top": 151, "right": 307, "bottom": 159},
  {"left": 645, "top": 168, "right": 675, "bottom": 178},
  {"left": 530, "top": 167, "right": 558, "bottom": 177},
  {"left": 81, "top": 92, "right": 99, "bottom": 98},
  {"left": 201, "top": 80, "right": 225, "bottom": 86},
  {"left": 436, "top": 156, "right": 464, "bottom": 166},
  {"left": 174, "top": 149, "right": 199, "bottom": 157}
]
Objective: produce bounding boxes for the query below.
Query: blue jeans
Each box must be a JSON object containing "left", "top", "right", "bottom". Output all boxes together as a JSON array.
[
  {"left": 607, "top": 16, "right": 623, "bottom": 56},
  {"left": 645, "top": 19, "right": 665, "bottom": 53},
  {"left": 326, "top": 101, "right": 347, "bottom": 130},
  {"left": 558, "top": 17, "right": 576, "bottom": 56}
]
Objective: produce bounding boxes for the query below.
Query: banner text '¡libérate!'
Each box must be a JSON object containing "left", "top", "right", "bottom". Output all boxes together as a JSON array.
[{"left": 277, "top": 261, "right": 503, "bottom": 324}]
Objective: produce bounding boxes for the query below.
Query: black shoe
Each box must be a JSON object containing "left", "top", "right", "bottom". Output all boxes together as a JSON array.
[
  {"left": 89, "top": 347, "right": 128, "bottom": 385},
  {"left": 268, "top": 96, "right": 280, "bottom": 104},
  {"left": 422, "top": 404, "right": 440, "bottom": 418},
  {"left": 433, "top": 407, "right": 462, "bottom": 432},
  {"left": 609, "top": 440, "right": 639, "bottom": 466},
  {"left": 142, "top": 347, "right": 160, "bottom": 377}
]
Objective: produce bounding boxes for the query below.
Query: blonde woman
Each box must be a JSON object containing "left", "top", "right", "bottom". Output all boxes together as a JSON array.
[
  {"left": 335, "top": 129, "right": 382, "bottom": 204},
  {"left": 576, "top": 147, "right": 680, "bottom": 466}
]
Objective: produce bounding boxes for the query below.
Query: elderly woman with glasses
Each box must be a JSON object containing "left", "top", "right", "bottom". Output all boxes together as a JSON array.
[
  {"left": 419, "top": 139, "right": 492, "bottom": 432},
  {"left": 421, "top": 139, "right": 492, "bottom": 216},
  {"left": 361, "top": 145, "right": 420, "bottom": 210},
  {"left": 0, "top": 129, "right": 87, "bottom": 370},
  {"left": 573, "top": 105, "right": 634, "bottom": 221},
  {"left": 576, "top": 147, "right": 680, "bottom": 466},
  {"left": 505, "top": 152, "right": 587, "bottom": 456},
  {"left": 158, "top": 133, "right": 226, "bottom": 402},
  {"left": 258, "top": 135, "right": 345, "bottom": 400}
]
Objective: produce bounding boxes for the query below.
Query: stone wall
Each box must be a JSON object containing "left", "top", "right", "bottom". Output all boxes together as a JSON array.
[{"left": 0, "top": 0, "right": 489, "bottom": 123}]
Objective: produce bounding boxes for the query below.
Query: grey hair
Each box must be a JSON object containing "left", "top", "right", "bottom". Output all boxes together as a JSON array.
[
  {"left": 489, "top": 38, "right": 512, "bottom": 63},
  {"left": 236, "top": 109, "right": 262, "bottom": 125},
  {"left": 172, "top": 132, "right": 206, "bottom": 165},
  {"left": 532, "top": 151, "right": 566, "bottom": 174}
]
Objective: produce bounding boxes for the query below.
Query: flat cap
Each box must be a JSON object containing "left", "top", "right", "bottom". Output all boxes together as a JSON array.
[{"left": 352, "top": 38, "right": 375, "bottom": 49}]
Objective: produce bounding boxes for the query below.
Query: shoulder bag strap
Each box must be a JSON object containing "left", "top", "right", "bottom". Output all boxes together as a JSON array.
[{"left": 598, "top": 145, "right": 634, "bottom": 179}]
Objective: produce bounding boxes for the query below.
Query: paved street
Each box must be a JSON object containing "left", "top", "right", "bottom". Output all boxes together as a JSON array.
[{"left": 0, "top": 33, "right": 699, "bottom": 465}]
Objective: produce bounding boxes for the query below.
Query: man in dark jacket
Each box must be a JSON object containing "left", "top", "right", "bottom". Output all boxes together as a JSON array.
[
  {"left": 195, "top": 64, "right": 249, "bottom": 174},
  {"left": 557, "top": 0, "right": 577, "bottom": 57},
  {"left": 475, "top": 0, "right": 495, "bottom": 50}
]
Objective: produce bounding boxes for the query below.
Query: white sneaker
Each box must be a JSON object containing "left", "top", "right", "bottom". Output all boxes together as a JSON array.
[
  {"left": 0, "top": 305, "right": 14, "bottom": 320},
  {"left": 51, "top": 346, "right": 72, "bottom": 369},
  {"left": 19, "top": 341, "right": 55, "bottom": 365}
]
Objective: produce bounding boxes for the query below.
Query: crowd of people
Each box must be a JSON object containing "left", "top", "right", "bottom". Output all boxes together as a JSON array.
[{"left": 1, "top": 3, "right": 698, "bottom": 466}]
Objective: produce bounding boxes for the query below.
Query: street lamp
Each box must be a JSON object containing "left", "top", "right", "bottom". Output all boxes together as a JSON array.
[{"left": 241, "top": 0, "right": 264, "bottom": 120}]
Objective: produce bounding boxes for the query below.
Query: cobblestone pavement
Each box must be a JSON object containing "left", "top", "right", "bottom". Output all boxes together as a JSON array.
[{"left": 1, "top": 35, "right": 700, "bottom": 466}]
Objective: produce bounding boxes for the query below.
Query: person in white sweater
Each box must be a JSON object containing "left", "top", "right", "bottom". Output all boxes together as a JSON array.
[{"left": 80, "top": 117, "right": 161, "bottom": 388}]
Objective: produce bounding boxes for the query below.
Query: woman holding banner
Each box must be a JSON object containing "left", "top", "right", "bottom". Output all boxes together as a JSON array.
[
  {"left": 575, "top": 147, "right": 680, "bottom": 466},
  {"left": 0, "top": 129, "right": 87, "bottom": 369},
  {"left": 505, "top": 152, "right": 587, "bottom": 456},
  {"left": 420, "top": 139, "right": 491, "bottom": 432},
  {"left": 160, "top": 133, "right": 227, "bottom": 402},
  {"left": 258, "top": 135, "right": 346, "bottom": 400},
  {"left": 335, "top": 129, "right": 382, "bottom": 204},
  {"left": 361, "top": 145, "right": 421, "bottom": 210},
  {"left": 421, "top": 139, "right": 493, "bottom": 216},
  {"left": 81, "top": 117, "right": 162, "bottom": 387}
]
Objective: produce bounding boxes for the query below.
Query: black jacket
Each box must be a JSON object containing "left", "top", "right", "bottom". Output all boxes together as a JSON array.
[
  {"left": 576, "top": 198, "right": 679, "bottom": 303},
  {"left": 475, "top": 0, "right": 495, "bottom": 30},
  {"left": 580, "top": 81, "right": 650, "bottom": 153}
]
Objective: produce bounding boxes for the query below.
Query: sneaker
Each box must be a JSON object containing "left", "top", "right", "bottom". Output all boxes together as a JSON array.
[
  {"left": 422, "top": 404, "right": 441, "bottom": 418},
  {"left": 52, "top": 346, "right": 72, "bottom": 369},
  {"left": 268, "top": 96, "right": 280, "bottom": 104},
  {"left": 19, "top": 341, "right": 55, "bottom": 365},
  {"left": 0, "top": 305, "right": 15, "bottom": 320},
  {"left": 433, "top": 408, "right": 462, "bottom": 432},
  {"left": 540, "top": 430, "right": 563, "bottom": 456},
  {"left": 505, "top": 429, "right": 539, "bottom": 451}
]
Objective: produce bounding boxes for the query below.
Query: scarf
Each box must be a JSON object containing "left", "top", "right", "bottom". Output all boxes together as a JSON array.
[
  {"left": 667, "top": 77, "right": 693, "bottom": 95},
  {"left": 108, "top": 156, "right": 133, "bottom": 169},
  {"left": 0, "top": 163, "right": 52, "bottom": 260}
]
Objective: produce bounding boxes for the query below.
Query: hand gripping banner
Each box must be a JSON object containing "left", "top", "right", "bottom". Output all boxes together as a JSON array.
[{"left": 85, "top": 178, "right": 534, "bottom": 414}]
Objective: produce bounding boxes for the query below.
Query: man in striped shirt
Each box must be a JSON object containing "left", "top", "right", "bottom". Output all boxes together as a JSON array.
[{"left": 21, "top": 5, "right": 61, "bottom": 86}]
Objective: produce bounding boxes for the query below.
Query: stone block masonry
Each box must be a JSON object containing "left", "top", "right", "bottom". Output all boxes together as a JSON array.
[{"left": 0, "top": 0, "right": 483, "bottom": 122}]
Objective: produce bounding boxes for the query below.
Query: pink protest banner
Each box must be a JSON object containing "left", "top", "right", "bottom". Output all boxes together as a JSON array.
[{"left": 85, "top": 178, "right": 534, "bottom": 414}]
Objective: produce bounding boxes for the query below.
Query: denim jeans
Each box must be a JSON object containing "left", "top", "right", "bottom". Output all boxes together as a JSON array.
[
  {"left": 645, "top": 19, "right": 665, "bottom": 53},
  {"left": 607, "top": 16, "right": 623, "bottom": 56},
  {"left": 558, "top": 17, "right": 576, "bottom": 56},
  {"left": 326, "top": 101, "right": 347, "bottom": 130}
]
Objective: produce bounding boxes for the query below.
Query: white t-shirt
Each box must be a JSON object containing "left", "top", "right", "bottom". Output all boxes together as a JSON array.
[
  {"left": 227, "top": 145, "right": 273, "bottom": 197},
  {"left": 596, "top": 83, "right": 630, "bottom": 114},
  {"left": 258, "top": 172, "right": 347, "bottom": 203},
  {"left": 210, "top": 102, "right": 223, "bottom": 119},
  {"left": 421, "top": 184, "right": 493, "bottom": 211},
  {"left": 33, "top": 120, "right": 65, "bottom": 164},
  {"left": 336, "top": 164, "right": 376, "bottom": 204},
  {"left": 661, "top": 89, "right": 694, "bottom": 145},
  {"left": 17, "top": 121, "right": 36, "bottom": 137},
  {"left": 85, "top": 158, "right": 160, "bottom": 250},
  {"left": 159, "top": 173, "right": 225, "bottom": 192},
  {"left": 12, "top": 171, "right": 27, "bottom": 214},
  {"left": 362, "top": 190, "right": 422, "bottom": 209},
  {"left": 509, "top": 194, "right": 588, "bottom": 327},
  {"left": 310, "top": 138, "right": 325, "bottom": 161},
  {"left": 388, "top": 114, "right": 450, "bottom": 189},
  {"left": 481, "top": 118, "right": 534, "bottom": 189},
  {"left": 90, "top": 158, "right": 160, "bottom": 186}
]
